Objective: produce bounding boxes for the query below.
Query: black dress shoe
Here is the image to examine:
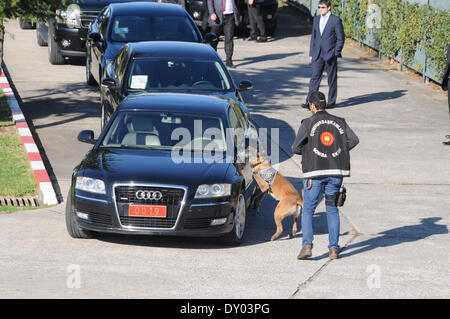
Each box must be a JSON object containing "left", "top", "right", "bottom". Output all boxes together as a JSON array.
[
  {"left": 256, "top": 36, "right": 267, "bottom": 42},
  {"left": 226, "top": 61, "right": 236, "bottom": 68},
  {"left": 301, "top": 102, "right": 310, "bottom": 109},
  {"left": 443, "top": 141, "right": 450, "bottom": 146}
]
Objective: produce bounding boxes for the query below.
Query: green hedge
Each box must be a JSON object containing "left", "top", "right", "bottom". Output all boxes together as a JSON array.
[{"left": 338, "top": 0, "right": 450, "bottom": 81}]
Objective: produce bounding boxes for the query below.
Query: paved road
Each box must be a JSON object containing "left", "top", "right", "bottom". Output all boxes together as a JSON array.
[{"left": 1, "top": 6, "right": 449, "bottom": 298}]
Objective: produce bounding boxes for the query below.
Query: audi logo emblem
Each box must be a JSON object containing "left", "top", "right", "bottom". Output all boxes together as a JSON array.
[{"left": 135, "top": 190, "right": 163, "bottom": 200}]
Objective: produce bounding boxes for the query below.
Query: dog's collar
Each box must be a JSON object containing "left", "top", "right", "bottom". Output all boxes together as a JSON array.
[{"left": 256, "top": 167, "right": 277, "bottom": 185}]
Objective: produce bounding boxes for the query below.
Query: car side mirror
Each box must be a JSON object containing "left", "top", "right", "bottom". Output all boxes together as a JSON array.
[
  {"left": 238, "top": 80, "right": 252, "bottom": 91},
  {"left": 204, "top": 32, "right": 216, "bottom": 44},
  {"left": 88, "top": 32, "right": 102, "bottom": 42},
  {"left": 78, "top": 130, "right": 97, "bottom": 144},
  {"left": 101, "top": 77, "right": 117, "bottom": 88}
]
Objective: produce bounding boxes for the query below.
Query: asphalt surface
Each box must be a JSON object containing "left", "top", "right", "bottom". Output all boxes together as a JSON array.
[{"left": 1, "top": 6, "right": 449, "bottom": 299}]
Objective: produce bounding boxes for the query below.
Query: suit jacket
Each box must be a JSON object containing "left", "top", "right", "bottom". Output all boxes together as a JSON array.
[
  {"left": 442, "top": 44, "right": 450, "bottom": 91},
  {"left": 207, "top": 0, "right": 241, "bottom": 27},
  {"left": 309, "top": 13, "right": 345, "bottom": 62}
]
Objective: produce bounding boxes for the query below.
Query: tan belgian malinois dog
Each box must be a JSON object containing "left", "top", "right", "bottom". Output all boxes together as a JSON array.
[{"left": 250, "top": 157, "right": 303, "bottom": 241}]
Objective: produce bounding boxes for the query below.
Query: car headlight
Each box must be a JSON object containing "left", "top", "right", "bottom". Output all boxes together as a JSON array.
[
  {"left": 76, "top": 176, "right": 106, "bottom": 194},
  {"left": 195, "top": 184, "right": 231, "bottom": 198},
  {"left": 56, "top": 4, "right": 81, "bottom": 28}
]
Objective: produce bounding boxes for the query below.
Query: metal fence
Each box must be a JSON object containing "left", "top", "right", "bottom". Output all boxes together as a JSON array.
[{"left": 287, "top": 0, "right": 450, "bottom": 84}]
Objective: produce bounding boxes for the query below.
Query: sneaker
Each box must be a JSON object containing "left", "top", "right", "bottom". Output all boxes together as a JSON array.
[
  {"left": 297, "top": 244, "right": 313, "bottom": 260},
  {"left": 329, "top": 247, "right": 339, "bottom": 260}
]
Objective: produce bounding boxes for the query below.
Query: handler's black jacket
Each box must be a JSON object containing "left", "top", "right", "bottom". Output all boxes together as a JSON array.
[{"left": 292, "top": 111, "right": 359, "bottom": 178}]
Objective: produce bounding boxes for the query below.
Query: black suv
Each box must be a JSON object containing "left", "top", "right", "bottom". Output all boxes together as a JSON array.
[{"left": 47, "top": 0, "right": 141, "bottom": 64}]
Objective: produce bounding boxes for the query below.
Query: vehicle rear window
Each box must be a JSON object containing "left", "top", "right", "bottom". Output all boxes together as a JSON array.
[
  {"left": 127, "top": 58, "right": 232, "bottom": 92},
  {"left": 110, "top": 15, "right": 200, "bottom": 42}
]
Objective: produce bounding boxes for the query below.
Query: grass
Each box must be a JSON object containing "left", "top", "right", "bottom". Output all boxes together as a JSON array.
[{"left": 0, "top": 89, "right": 38, "bottom": 200}]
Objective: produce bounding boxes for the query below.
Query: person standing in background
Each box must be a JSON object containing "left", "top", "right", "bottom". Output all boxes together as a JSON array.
[
  {"left": 245, "top": 0, "right": 267, "bottom": 42},
  {"left": 442, "top": 44, "right": 450, "bottom": 146},
  {"left": 208, "top": 0, "right": 242, "bottom": 68},
  {"left": 301, "top": 0, "right": 345, "bottom": 109}
]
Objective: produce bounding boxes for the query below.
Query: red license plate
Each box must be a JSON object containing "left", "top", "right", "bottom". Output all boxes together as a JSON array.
[{"left": 128, "top": 205, "right": 167, "bottom": 218}]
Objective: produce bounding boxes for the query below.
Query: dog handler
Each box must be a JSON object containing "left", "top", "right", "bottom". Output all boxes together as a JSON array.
[{"left": 292, "top": 91, "right": 359, "bottom": 260}]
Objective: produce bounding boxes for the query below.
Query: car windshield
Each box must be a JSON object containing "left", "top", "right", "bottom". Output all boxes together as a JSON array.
[
  {"left": 110, "top": 15, "right": 200, "bottom": 42},
  {"left": 101, "top": 111, "right": 228, "bottom": 152},
  {"left": 126, "top": 57, "right": 232, "bottom": 92}
]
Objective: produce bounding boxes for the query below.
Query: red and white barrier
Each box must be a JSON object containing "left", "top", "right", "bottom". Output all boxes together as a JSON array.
[{"left": 1, "top": 71, "right": 58, "bottom": 206}]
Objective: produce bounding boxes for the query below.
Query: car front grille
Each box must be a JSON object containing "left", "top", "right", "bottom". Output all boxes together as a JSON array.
[
  {"left": 114, "top": 185, "right": 185, "bottom": 229},
  {"left": 120, "top": 216, "right": 177, "bottom": 228},
  {"left": 80, "top": 11, "right": 99, "bottom": 28},
  {"left": 184, "top": 218, "right": 212, "bottom": 229},
  {"left": 88, "top": 211, "right": 113, "bottom": 227}
]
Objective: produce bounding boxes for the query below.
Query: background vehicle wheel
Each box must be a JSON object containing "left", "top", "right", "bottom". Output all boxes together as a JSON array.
[
  {"left": 220, "top": 190, "right": 246, "bottom": 246},
  {"left": 36, "top": 32, "right": 48, "bottom": 47},
  {"left": 65, "top": 190, "right": 96, "bottom": 239},
  {"left": 19, "top": 19, "right": 35, "bottom": 29},
  {"left": 86, "top": 57, "right": 97, "bottom": 86},
  {"left": 48, "top": 28, "right": 64, "bottom": 65},
  {"left": 36, "top": 30, "right": 47, "bottom": 47}
]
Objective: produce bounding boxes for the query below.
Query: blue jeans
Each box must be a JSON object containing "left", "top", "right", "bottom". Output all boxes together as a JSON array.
[{"left": 301, "top": 176, "right": 343, "bottom": 249}]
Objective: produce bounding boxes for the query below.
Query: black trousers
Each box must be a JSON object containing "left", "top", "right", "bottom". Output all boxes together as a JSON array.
[
  {"left": 210, "top": 14, "right": 235, "bottom": 62},
  {"left": 307, "top": 55, "right": 338, "bottom": 105},
  {"left": 248, "top": 5, "right": 266, "bottom": 38}
]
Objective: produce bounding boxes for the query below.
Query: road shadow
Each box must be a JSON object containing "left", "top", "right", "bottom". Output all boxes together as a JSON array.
[
  {"left": 311, "top": 217, "right": 448, "bottom": 260},
  {"left": 335, "top": 90, "right": 407, "bottom": 108}
]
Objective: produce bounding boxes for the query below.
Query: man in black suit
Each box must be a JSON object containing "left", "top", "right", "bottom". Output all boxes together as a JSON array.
[
  {"left": 207, "top": 0, "right": 242, "bottom": 68},
  {"left": 442, "top": 44, "right": 450, "bottom": 145},
  {"left": 302, "top": 0, "right": 345, "bottom": 109}
]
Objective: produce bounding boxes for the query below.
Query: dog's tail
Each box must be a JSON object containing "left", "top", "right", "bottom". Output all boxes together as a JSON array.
[{"left": 297, "top": 189, "right": 304, "bottom": 207}]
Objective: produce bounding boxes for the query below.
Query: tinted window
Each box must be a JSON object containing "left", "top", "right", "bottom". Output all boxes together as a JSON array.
[
  {"left": 109, "top": 15, "right": 200, "bottom": 42},
  {"left": 101, "top": 111, "right": 227, "bottom": 152},
  {"left": 127, "top": 58, "right": 232, "bottom": 92}
]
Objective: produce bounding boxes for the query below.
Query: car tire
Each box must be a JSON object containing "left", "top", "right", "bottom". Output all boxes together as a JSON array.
[
  {"left": 19, "top": 19, "right": 35, "bottom": 29},
  {"left": 86, "top": 57, "right": 97, "bottom": 86},
  {"left": 65, "top": 190, "right": 96, "bottom": 239},
  {"left": 36, "top": 30, "right": 47, "bottom": 47},
  {"left": 220, "top": 189, "right": 246, "bottom": 246},
  {"left": 48, "top": 28, "right": 65, "bottom": 65}
]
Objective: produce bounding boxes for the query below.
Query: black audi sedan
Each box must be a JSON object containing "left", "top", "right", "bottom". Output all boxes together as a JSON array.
[
  {"left": 86, "top": 2, "right": 204, "bottom": 86},
  {"left": 100, "top": 41, "right": 252, "bottom": 128},
  {"left": 67, "top": 93, "right": 259, "bottom": 245}
]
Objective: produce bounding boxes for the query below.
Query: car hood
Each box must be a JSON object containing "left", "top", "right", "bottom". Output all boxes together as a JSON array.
[{"left": 79, "top": 148, "right": 233, "bottom": 189}]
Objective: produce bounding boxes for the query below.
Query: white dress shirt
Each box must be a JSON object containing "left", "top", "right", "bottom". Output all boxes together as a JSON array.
[{"left": 320, "top": 11, "right": 331, "bottom": 35}]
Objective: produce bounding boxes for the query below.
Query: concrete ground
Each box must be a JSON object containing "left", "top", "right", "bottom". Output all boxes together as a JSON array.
[{"left": 0, "top": 5, "right": 449, "bottom": 299}]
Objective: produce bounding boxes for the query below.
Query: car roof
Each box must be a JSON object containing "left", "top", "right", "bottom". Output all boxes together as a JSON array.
[
  {"left": 119, "top": 93, "right": 232, "bottom": 116},
  {"left": 109, "top": 2, "right": 188, "bottom": 16},
  {"left": 125, "top": 41, "right": 218, "bottom": 59}
]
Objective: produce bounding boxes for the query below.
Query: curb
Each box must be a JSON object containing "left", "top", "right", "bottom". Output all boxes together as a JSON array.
[{"left": 1, "top": 71, "right": 58, "bottom": 206}]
